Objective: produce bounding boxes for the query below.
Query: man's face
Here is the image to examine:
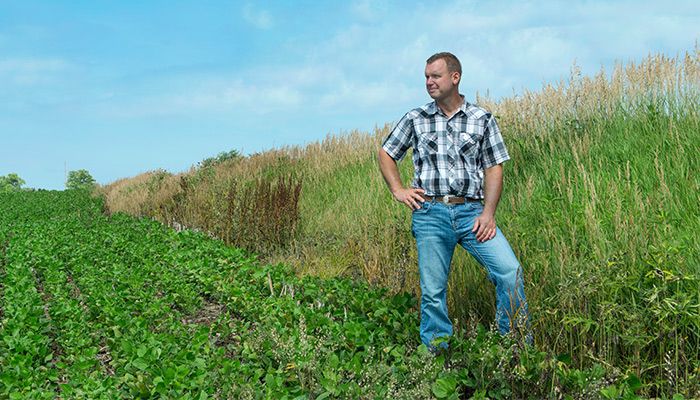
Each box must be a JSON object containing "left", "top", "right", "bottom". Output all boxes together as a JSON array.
[{"left": 425, "top": 59, "right": 460, "bottom": 101}]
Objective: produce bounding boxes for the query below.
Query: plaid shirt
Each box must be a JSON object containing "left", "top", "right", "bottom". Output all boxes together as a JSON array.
[{"left": 382, "top": 98, "right": 510, "bottom": 199}]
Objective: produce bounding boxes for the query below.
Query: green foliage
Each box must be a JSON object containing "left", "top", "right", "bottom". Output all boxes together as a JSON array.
[
  {"left": 1, "top": 190, "right": 678, "bottom": 399},
  {"left": 66, "top": 169, "right": 96, "bottom": 191},
  {"left": 0, "top": 173, "right": 25, "bottom": 192},
  {"left": 198, "top": 149, "right": 242, "bottom": 169}
]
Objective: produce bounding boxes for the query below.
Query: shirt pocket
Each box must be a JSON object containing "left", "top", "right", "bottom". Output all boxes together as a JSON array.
[
  {"left": 457, "top": 131, "right": 481, "bottom": 168},
  {"left": 418, "top": 131, "right": 439, "bottom": 154}
]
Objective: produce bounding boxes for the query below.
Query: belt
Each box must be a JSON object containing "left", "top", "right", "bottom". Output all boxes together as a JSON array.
[{"left": 420, "top": 194, "right": 482, "bottom": 204}]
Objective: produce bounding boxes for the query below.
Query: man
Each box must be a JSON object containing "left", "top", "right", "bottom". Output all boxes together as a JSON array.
[{"left": 378, "top": 52, "right": 530, "bottom": 350}]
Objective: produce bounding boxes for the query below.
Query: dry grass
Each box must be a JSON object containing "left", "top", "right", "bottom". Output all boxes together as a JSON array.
[{"left": 479, "top": 47, "right": 700, "bottom": 136}]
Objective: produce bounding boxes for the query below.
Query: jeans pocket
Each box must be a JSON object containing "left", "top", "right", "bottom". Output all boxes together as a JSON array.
[
  {"left": 411, "top": 202, "right": 431, "bottom": 237},
  {"left": 412, "top": 201, "right": 433, "bottom": 214}
]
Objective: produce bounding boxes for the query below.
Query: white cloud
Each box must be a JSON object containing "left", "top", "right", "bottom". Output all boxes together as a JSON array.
[
  {"left": 318, "top": 79, "right": 415, "bottom": 110},
  {"left": 22, "top": 1, "right": 699, "bottom": 125},
  {"left": 0, "top": 57, "right": 72, "bottom": 86},
  {"left": 242, "top": 4, "right": 273, "bottom": 29},
  {"left": 90, "top": 71, "right": 307, "bottom": 118},
  {"left": 351, "top": 0, "right": 388, "bottom": 21},
  {"left": 361, "top": 1, "right": 693, "bottom": 109}
]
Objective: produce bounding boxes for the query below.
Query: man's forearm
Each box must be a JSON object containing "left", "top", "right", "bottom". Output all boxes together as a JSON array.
[
  {"left": 379, "top": 149, "right": 426, "bottom": 210},
  {"left": 378, "top": 149, "right": 404, "bottom": 194},
  {"left": 482, "top": 164, "right": 503, "bottom": 216}
]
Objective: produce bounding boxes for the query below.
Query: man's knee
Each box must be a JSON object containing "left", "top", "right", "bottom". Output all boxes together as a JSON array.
[
  {"left": 493, "top": 261, "right": 522, "bottom": 287},
  {"left": 420, "top": 283, "right": 446, "bottom": 303}
]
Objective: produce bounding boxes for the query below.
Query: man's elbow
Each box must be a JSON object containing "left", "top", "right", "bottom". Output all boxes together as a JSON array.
[
  {"left": 484, "top": 164, "right": 503, "bottom": 174},
  {"left": 378, "top": 148, "right": 393, "bottom": 163}
]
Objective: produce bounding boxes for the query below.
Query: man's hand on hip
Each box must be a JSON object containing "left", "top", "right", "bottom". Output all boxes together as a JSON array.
[
  {"left": 393, "top": 188, "right": 425, "bottom": 210},
  {"left": 472, "top": 212, "right": 497, "bottom": 242}
]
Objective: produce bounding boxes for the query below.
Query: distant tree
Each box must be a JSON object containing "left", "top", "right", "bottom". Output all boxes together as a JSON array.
[
  {"left": 0, "top": 173, "right": 25, "bottom": 192},
  {"left": 66, "top": 169, "right": 97, "bottom": 191},
  {"left": 198, "top": 149, "right": 243, "bottom": 169}
]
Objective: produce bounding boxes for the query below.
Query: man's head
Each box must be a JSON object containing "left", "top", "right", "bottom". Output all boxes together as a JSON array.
[{"left": 425, "top": 52, "right": 462, "bottom": 101}]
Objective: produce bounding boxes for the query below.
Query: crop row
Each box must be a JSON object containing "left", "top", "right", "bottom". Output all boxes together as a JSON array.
[
  {"left": 0, "top": 231, "right": 56, "bottom": 398},
  {"left": 0, "top": 191, "right": 427, "bottom": 398}
]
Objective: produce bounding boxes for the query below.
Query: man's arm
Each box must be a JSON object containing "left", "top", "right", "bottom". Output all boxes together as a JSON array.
[
  {"left": 472, "top": 164, "right": 503, "bottom": 242},
  {"left": 378, "top": 149, "right": 425, "bottom": 210}
]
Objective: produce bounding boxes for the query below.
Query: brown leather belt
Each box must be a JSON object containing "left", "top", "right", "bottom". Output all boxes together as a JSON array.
[{"left": 420, "top": 194, "right": 481, "bottom": 204}]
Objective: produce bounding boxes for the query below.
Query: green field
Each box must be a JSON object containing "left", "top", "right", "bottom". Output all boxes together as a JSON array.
[{"left": 3, "top": 190, "right": 688, "bottom": 399}]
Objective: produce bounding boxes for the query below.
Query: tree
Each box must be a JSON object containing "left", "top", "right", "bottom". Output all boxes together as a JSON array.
[
  {"left": 198, "top": 149, "right": 243, "bottom": 169},
  {"left": 0, "top": 173, "right": 25, "bottom": 192},
  {"left": 66, "top": 169, "right": 97, "bottom": 191}
]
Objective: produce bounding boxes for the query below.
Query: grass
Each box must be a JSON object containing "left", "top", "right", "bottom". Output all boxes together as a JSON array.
[{"left": 99, "top": 47, "right": 700, "bottom": 397}]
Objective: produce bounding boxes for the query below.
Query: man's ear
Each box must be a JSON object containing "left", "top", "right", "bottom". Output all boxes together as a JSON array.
[{"left": 452, "top": 71, "right": 461, "bottom": 85}]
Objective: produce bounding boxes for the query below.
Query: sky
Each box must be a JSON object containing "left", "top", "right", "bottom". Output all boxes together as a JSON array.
[{"left": 1, "top": 1, "right": 698, "bottom": 190}]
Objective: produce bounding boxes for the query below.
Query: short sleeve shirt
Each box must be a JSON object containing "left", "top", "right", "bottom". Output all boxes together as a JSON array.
[{"left": 381, "top": 98, "right": 510, "bottom": 199}]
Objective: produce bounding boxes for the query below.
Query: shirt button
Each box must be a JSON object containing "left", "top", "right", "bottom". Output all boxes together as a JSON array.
[{"left": 456, "top": 180, "right": 463, "bottom": 186}]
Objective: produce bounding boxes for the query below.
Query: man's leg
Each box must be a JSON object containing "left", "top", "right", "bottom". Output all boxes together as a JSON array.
[
  {"left": 411, "top": 202, "right": 457, "bottom": 350},
  {"left": 455, "top": 203, "right": 530, "bottom": 337}
]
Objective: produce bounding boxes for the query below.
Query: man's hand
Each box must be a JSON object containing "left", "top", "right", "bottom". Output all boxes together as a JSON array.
[
  {"left": 393, "top": 187, "right": 425, "bottom": 210},
  {"left": 378, "top": 149, "right": 426, "bottom": 211},
  {"left": 472, "top": 212, "right": 497, "bottom": 242},
  {"left": 474, "top": 164, "right": 503, "bottom": 242}
]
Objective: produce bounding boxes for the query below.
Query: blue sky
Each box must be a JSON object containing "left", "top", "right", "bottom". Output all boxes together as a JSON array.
[{"left": 1, "top": 1, "right": 698, "bottom": 190}]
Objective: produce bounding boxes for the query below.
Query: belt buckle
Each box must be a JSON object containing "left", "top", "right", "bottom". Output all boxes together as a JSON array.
[{"left": 443, "top": 195, "right": 452, "bottom": 204}]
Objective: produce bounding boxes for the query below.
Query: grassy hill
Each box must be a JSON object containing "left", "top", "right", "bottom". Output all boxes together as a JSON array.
[{"left": 100, "top": 49, "right": 700, "bottom": 397}]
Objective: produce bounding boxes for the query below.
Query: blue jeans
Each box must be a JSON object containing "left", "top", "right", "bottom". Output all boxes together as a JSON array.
[{"left": 411, "top": 200, "right": 530, "bottom": 348}]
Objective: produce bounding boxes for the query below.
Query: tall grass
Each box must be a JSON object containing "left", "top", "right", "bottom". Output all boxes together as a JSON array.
[
  {"left": 101, "top": 47, "right": 700, "bottom": 396},
  {"left": 101, "top": 162, "right": 302, "bottom": 257}
]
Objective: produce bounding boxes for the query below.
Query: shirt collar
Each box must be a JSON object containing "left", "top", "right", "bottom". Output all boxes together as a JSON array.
[{"left": 427, "top": 95, "right": 470, "bottom": 116}]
